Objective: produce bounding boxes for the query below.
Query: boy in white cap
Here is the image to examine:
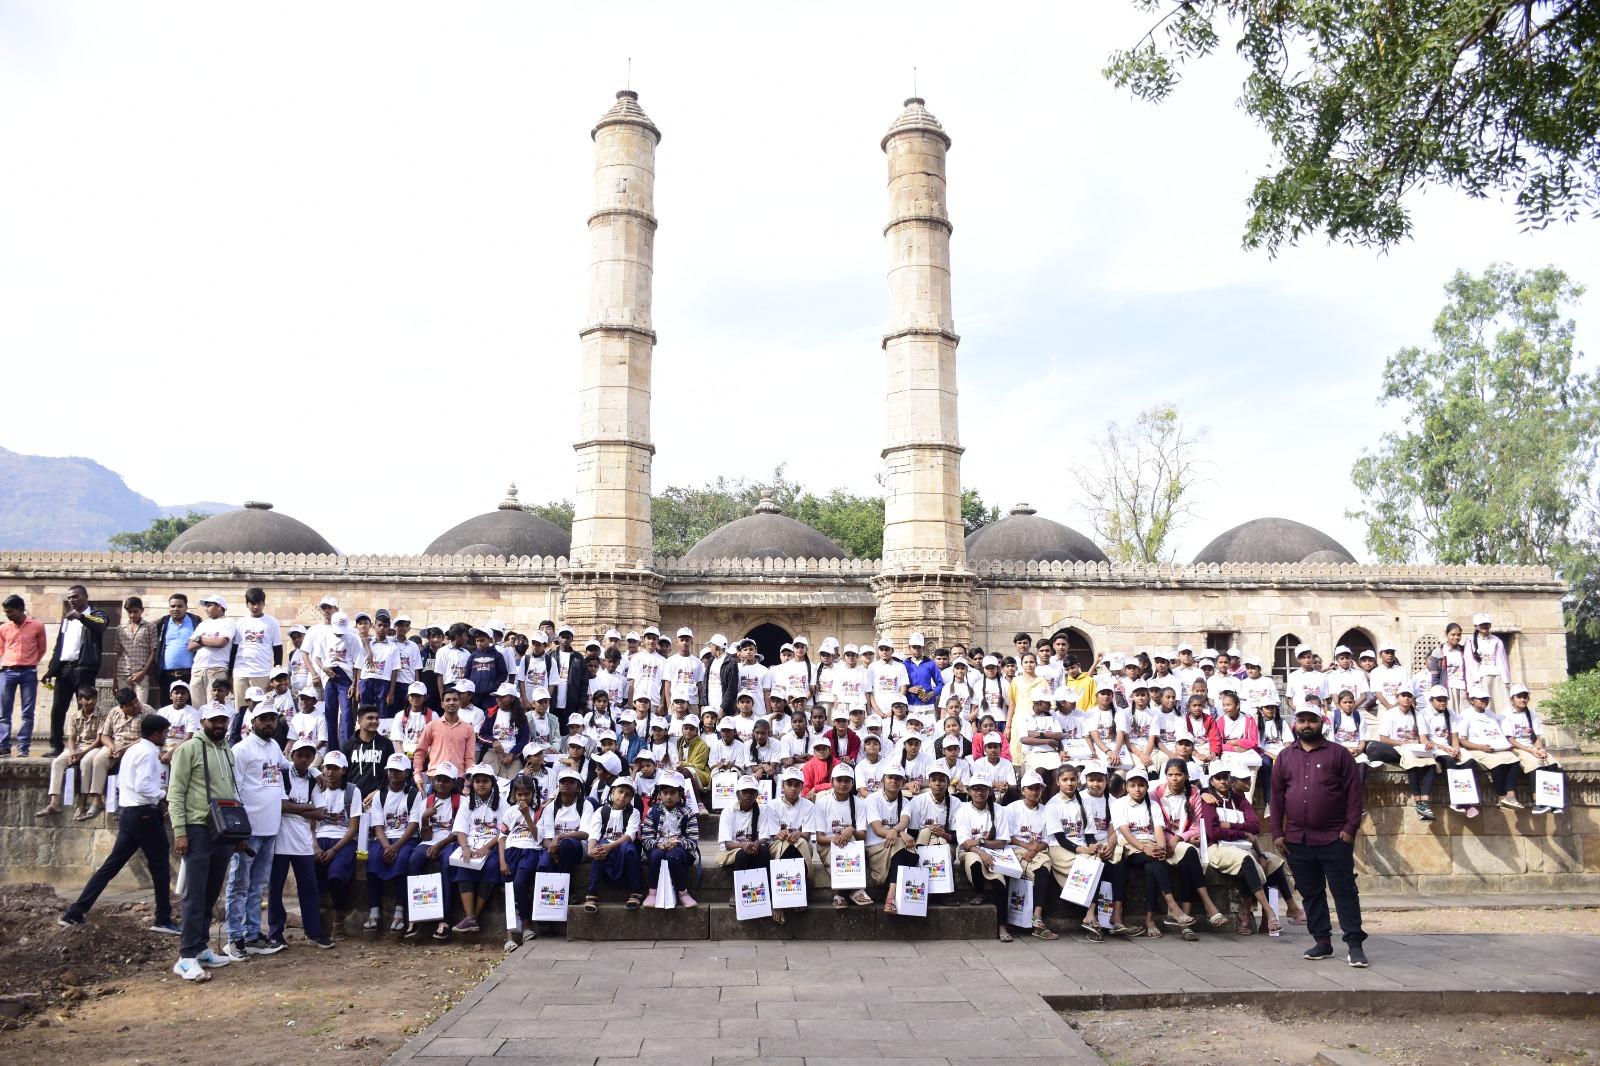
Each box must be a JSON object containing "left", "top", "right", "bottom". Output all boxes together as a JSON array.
[
  {"left": 581, "top": 777, "right": 643, "bottom": 911},
  {"left": 641, "top": 771, "right": 698, "bottom": 907},
  {"left": 867, "top": 638, "right": 910, "bottom": 717},
  {"left": 267, "top": 739, "right": 334, "bottom": 950},
  {"left": 365, "top": 752, "right": 419, "bottom": 931},
  {"left": 660, "top": 628, "right": 704, "bottom": 711},
  {"left": 403, "top": 762, "right": 464, "bottom": 940},
  {"left": 311, "top": 750, "right": 363, "bottom": 936},
  {"left": 768, "top": 766, "right": 816, "bottom": 868},
  {"left": 865, "top": 767, "right": 919, "bottom": 907}
]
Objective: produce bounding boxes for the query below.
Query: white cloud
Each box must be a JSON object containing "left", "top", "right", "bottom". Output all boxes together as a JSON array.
[{"left": 0, "top": 1, "right": 1593, "bottom": 557}]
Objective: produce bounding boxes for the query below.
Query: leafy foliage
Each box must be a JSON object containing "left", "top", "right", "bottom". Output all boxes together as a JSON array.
[
  {"left": 1074, "top": 404, "right": 1206, "bottom": 563},
  {"left": 1349, "top": 264, "right": 1598, "bottom": 566},
  {"left": 108, "top": 510, "right": 212, "bottom": 552},
  {"left": 1105, "top": 1, "right": 1600, "bottom": 253},
  {"left": 1543, "top": 665, "right": 1600, "bottom": 742},
  {"left": 525, "top": 498, "right": 574, "bottom": 533}
]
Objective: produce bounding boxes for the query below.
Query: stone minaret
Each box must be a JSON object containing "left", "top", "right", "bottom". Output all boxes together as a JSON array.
[
  {"left": 561, "top": 89, "right": 663, "bottom": 632},
  {"left": 871, "top": 97, "right": 975, "bottom": 646}
]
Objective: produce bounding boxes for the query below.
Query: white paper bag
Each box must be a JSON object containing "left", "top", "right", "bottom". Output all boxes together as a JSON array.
[
  {"left": 1005, "top": 876, "right": 1033, "bottom": 927},
  {"left": 531, "top": 872, "right": 571, "bottom": 922},
  {"left": 1447, "top": 767, "right": 1480, "bottom": 806},
  {"left": 356, "top": 809, "right": 372, "bottom": 860},
  {"left": 1198, "top": 817, "right": 1209, "bottom": 867},
  {"left": 503, "top": 880, "right": 520, "bottom": 930},
  {"left": 829, "top": 839, "right": 867, "bottom": 890},
  {"left": 175, "top": 851, "right": 188, "bottom": 897},
  {"left": 1060, "top": 853, "right": 1104, "bottom": 909},
  {"left": 770, "top": 857, "right": 808, "bottom": 909},
  {"left": 1267, "top": 887, "right": 1282, "bottom": 936},
  {"left": 1094, "top": 881, "right": 1114, "bottom": 929},
  {"left": 655, "top": 862, "right": 676, "bottom": 909},
  {"left": 62, "top": 766, "right": 76, "bottom": 805},
  {"left": 1534, "top": 769, "right": 1565, "bottom": 810},
  {"left": 893, "top": 864, "right": 930, "bottom": 917},
  {"left": 407, "top": 872, "right": 445, "bottom": 921},
  {"left": 710, "top": 770, "right": 738, "bottom": 810},
  {"left": 983, "top": 846, "right": 1025, "bottom": 879},
  {"left": 754, "top": 778, "right": 775, "bottom": 805},
  {"left": 105, "top": 774, "right": 118, "bottom": 813},
  {"left": 917, "top": 842, "right": 955, "bottom": 893},
  {"left": 733, "top": 867, "right": 773, "bottom": 920},
  {"left": 448, "top": 848, "right": 490, "bottom": 870}
]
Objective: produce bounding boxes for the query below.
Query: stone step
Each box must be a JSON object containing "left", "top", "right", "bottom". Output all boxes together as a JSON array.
[{"left": 564, "top": 898, "right": 1001, "bottom": 940}]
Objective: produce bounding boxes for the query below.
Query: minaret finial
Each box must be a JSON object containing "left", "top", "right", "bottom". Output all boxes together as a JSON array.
[
  {"left": 626, "top": 57, "right": 631, "bottom": 91},
  {"left": 913, "top": 66, "right": 917, "bottom": 98}
]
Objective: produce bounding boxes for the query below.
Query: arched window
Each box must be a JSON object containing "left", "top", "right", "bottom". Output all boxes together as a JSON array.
[
  {"left": 1272, "top": 634, "right": 1301, "bottom": 686},
  {"left": 1336, "top": 627, "right": 1375, "bottom": 662},
  {"left": 744, "top": 622, "right": 793, "bottom": 671},
  {"left": 1050, "top": 627, "right": 1094, "bottom": 669}
]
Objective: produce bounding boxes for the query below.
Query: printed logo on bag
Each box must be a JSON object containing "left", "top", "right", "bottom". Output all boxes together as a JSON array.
[
  {"left": 835, "top": 852, "right": 863, "bottom": 875},
  {"left": 901, "top": 879, "right": 927, "bottom": 903},
  {"left": 739, "top": 880, "right": 769, "bottom": 905},
  {"left": 1008, "top": 885, "right": 1027, "bottom": 911},
  {"left": 773, "top": 869, "right": 804, "bottom": 894},
  {"left": 538, "top": 882, "right": 567, "bottom": 907},
  {"left": 412, "top": 884, "right": 440, "bottom": 907},
  {"left": 1066, "top": 865, "right": 1095, "bottom": 891},
  {"left": 923, "top": 856, "right": 948, "bottom": 881}
]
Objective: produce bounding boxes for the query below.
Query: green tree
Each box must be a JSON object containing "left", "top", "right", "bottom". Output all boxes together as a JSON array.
[
  {"left": 791, "top": 489, "right": 886, "bottom": 559},
  {"left": 1075, "top": 404, "right": 1206, "bottom": 563},
  {"left": 525, "top": 498, "right": 574, "bottom": 532},
  {"left": 108, "top": 510, "right": 211, "bottom": 552},
  {"left": 961, "top": 489, "right": 1001, "bottom": 538},
  {"left": 1105, "top": 2, "right": 1600, "bottom": 253},
  {"left": 1349, "top": 265, "right": 1598, "bottom": 566}
]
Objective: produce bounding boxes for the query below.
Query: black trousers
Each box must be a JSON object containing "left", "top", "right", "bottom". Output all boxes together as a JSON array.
[
  {"left": 65, "top": 804, "right": 171, "bottom": 925},
  {"left": 178, "top": 822, "right": 234, "bottom": 958},
  {"left": 49, "top": 664, "right": 96, "bottom": 753},
  {"left": 1286, "top": 838, "right": 1364, "bottom": 945}
]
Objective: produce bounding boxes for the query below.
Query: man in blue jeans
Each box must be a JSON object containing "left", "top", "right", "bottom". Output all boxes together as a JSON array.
[
  {"left": 0, "top": 594, "right": 48, "bottom": 756},
  {"left": 223, "top": 701, "right": 290, "bottom": 958}
]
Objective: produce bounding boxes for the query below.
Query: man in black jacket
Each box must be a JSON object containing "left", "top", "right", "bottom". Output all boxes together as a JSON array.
[
  {"left": 551, "top": 625, "right": 587, "bottom": 722},
  {"left": 151, "top": 594, "right": 203, "bottom": 709},
  {"left": 43, "top": 585, "right": 108, "bottom": 756},
  {"left": 716, "top": 638, "right": 742, "bottom": 716}
]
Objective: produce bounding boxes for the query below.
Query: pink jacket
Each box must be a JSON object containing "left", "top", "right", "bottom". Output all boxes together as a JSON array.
[
  {"left": 1152, "top": 783, "right": 1203, "bottom": 843},
  {"left": 1217, "top": 712, "right": 1260, "bottom": 754}
]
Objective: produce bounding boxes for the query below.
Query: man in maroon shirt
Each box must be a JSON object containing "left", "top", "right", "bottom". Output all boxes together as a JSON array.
[{"left": 1269, "top": 706, "right": 1368, "bottom": 967}]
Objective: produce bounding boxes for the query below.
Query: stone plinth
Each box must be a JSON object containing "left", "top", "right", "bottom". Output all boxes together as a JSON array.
[
  {"left": 872, "top": 567, "right": 976, "bottom": 650},
  {"left": 558, "top": 565, "right": 665, "bottom": 636}
]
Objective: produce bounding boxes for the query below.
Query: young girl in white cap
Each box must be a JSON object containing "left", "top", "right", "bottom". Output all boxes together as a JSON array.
[
  {"left": 582, "top": 777, "right": 643, "bottom": 911},
  {"left": 450, "top": 765, "right": 508, "bottom": 933},
  {"left": 952, "top": 769, "right": 1015, "bottom": 942},
  {"left": 364, "top": 753, "right": 418, "bottom": 932},
  {"left": 500, "top": 773, "right": 545, "bottom": 946},
  {"left": 812, "top": 763, "right": 870, "bottom": 908},
  {"left": 311, "top": 750, "right": 363, "bottom": 936},
  {"left": 641, "top": 771, "right": 698, "bottom": 908}
]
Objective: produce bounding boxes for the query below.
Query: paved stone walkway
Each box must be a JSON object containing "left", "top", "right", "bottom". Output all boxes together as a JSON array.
[{"left": 387, "top": 930, "right": 1600, "bottom": 1065}]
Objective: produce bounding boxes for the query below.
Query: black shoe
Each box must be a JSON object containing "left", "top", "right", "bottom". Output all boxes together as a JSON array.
[
  {"left": 244, "top": 935, "right": 284, "bottom": 955},
  {"left": 1303, "top": 941, "right": 1334, "bottom": 961},
  {"left": 307, "top": 936, "right": 336, "bottom": 949},
  {"left": 1347, "top": 944, "right": 1370, "bottom": 968},
  {"left": 57, "top": 913, "right": 85, "bottom": 928}
]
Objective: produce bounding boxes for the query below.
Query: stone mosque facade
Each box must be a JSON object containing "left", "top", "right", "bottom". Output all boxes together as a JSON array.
[{"left": 0, "top": 91, "right": 1569, "bottom": 698}]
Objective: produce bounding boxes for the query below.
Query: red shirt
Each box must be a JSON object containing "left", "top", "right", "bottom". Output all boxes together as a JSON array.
[{"left": 0, "top": 617, "right": 47, "bottom": 668}]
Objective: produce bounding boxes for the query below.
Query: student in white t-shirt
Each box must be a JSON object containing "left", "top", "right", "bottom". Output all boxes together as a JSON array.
[
  {"left": 450, "top": 765, "right": 509, "bottom": 934},
  {"left": 287, "top": 686, "right": 327, "bottom": 757},
  {"left": 364, "top": 753, "right": 418, "bottom": 933},
  {"left": 267, "top": 740, "right": 333, "bottom": 949},
  {"left": 1109, "top": 767, "right": 1195, "bottom": 940},
  {"left": 810, "top": 763, "right": 869, "bottom": 908},
  {"left": 952, "top": 772, "right": 1014, "bottom": 942},
  {"left": 581, "top": 777, "right": 643, "bottom": 911},
  {"left": 1007, "top": 771, "right": 1057, "bottom": 939},
  {"left": 403, "top": 763, "right": 464, "bottom": 941},
  {"left": 311, "top": 750, "right": 363, "bottom": 937},
  {"left": 1503, "top": 685, "right": 1564, "bottom": 815},
  {"left": 536, "top": 768, "right": 593, "bottom": 882},
  {"left": 864, "top": 768, "right": 918, "bottom": 901}
]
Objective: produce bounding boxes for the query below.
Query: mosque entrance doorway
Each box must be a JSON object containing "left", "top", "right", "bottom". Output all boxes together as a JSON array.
[{"left": 745, "top": 622, "right": 793, "bottom": 671}]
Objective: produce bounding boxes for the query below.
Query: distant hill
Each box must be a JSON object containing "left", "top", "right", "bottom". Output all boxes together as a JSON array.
[{"left": 0, "top": 446, "right": 236, "bottom": 550}]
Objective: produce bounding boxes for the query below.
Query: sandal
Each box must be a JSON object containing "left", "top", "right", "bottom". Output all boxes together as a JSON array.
[
  {"left": 997, "top": 927, "right": 1014, "bottom": 943},
  {"left": 1030, "top": 915, "right": 1047, "bottom": 929},
  {"left": 431, "top": 922, "right": 450, "bottom": 940},
  {"left": 883, "top": 898, "right": 897, "bottom": 915},
  {"left": 1266, "top": 913, "right": 1282, "bottom": 936},
  {"left": 1080, "top": 922, "right": 1105, "bottom": 943},
  {"left": 74, "top": 805, "right": 103, "bottom": 822},
  {"left": 1288, "top": 912, "right": 1307, "bottom": 925},
  {"left": 625, "top": 894, "right": 642, "bottom": 910},
  {"left": 832, "top": 894, "right": 847, "bottom": 910},
  {"left": 967, "top": 893, "right": 988, "bottom": 907},
  {"left": 1207, "top": 912, "right": 1229, "bottom": 928},
  {"left": 33, "top": 805, "right": 61, "bottom": 819},
  {"left": 1031, "top": 926, "right": 1058, "bottom": 940},
  {"left": 1180, "top": 928, "right": 1200, "bottom": 942},
  {"left": 850, "top": 890, "right": 873, "bottom": 906},
  {"left": 583, "top": 897, "right": 599, "bottom": 913},
  {"left": 1144, "top": 925, "right": 1164, "bottom": 939}
]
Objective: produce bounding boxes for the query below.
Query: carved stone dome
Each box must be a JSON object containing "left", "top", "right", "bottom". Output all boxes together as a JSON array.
[
  {"left": 425, "top": 485, "right": 571, "bottom": 559},
  {"left": 166, "top": 501, "right": 337, "bottom": 556},
  {"left": 683, "top": 495, "right": 847, "bottom": 562},
  {"left": 964, "top": 504, "right": 1108, "bottom": 565},
  {"left": 1192, "top": 517, "right": 1357, "bottom": 565}
]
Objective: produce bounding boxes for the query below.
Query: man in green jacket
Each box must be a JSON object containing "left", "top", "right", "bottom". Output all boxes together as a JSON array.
[{"left": 168, "top": 702, "right": 239, "bottom": 981}]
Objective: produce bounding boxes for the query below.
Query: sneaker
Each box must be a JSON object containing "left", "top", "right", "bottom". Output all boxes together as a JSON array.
[
  {"left": 172, "top": 957, "right": 210, "bottom": 982},
  {"left": 1347, "top": 944, "right": 1370, "bottom": 968},
  {"left": 503, "top": 938, "right": 519, "bottom": 952},
  {"left": 195, "top": 947, "right": 232, "bottom": 968},
  {"left": 244, "top": 935, "right": 284, "bottom": 956},
  {"left": 1531, "top": 805, "right": 1552, "bottom": 816},
  {"left": 521, "top": 922, "right": 538, "bottom": 940},
  {"left": 223, "top": 939, "right": 250, "bottom": 962},
  {"left": 1415, "top": 800, "right": 1434, "bottom": 822},
  {"left": 149, "top": 921, "right": 181, "bottom": 936},
  {"left": 1500, "top": 795, "right": 1525, "bottom": 810},
  {"left": 57, "top": 913, "right": 85, "bottom": 928},
  {"left": 452, "top": 916, "right": 480, "bottom": 933},
  {"left": 642, "top": 890, "right": 657, "bottom": 908},
  {"left": 307, "top": 936, "right": 336, "bottom": 949},
  {"left": 1303, "top": 941, "right": 1334, "bottom": 961},
  {"left": 677, "top": 892, "right": 697, "bottom": 908}
]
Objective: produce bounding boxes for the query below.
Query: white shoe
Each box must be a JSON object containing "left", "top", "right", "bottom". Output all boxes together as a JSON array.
[
  {"left": 390, "top": 909, "right": 406, "bottom": 932},
  {"left": 196, "top": 947, "right": 231, "bottom": 968},
  {"left": 173, "top": 958, "right": 211, "bottom": 982}
]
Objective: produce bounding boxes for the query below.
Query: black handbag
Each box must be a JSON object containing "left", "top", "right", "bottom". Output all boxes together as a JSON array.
[{"left": 200, "top": 741, "right": 253, "bottom": 844}]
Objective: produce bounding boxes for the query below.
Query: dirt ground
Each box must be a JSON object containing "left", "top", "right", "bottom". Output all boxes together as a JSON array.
[
  {"left": 1068, "top": 1005, "right": 1600, "bottom": 1066},
  {"left": 0, "top": 883, "right": 505, "bottom": 1066},
  {"left": 1362, "top": 906, "right": 1600, "bottom": 936}
]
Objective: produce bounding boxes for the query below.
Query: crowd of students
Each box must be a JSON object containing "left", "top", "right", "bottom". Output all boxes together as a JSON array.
[{"left": 13, "top": 587, "right": 1567, "bottom": 979}]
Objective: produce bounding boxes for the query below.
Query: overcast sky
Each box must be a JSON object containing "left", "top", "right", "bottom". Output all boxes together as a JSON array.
[{"left": 2, "top": 1, "right": 1595, "bottom": 560}]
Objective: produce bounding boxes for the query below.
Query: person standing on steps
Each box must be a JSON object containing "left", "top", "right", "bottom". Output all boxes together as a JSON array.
[
  {"left": 43, "top": 585, "right": 108, "bottom": 756},
  {"left": 1270, "top": 705, "right": 1368, "bottom": 968}
]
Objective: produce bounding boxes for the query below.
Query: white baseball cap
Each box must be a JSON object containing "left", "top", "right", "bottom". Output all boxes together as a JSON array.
[
  {"left": 1510, "top": 683, "right": 1531, "bottom": 697},
  {"left": 432, "top": 761, "right": 460, "bottom": 780},
  {"left": 1473, "top": 613, "right": 1493, "bottom": 626},
  {"left": 407, "top": 681, "right": 428, "bottom": 696},
  {"left": 735, "top": 774, "right": 760, "bottom": 792},
  {"left": 1019, "top": 771, "right": 1044, "bottom": 789},
  {"left": 605, "top": 628, "right": 622, "bottom": 641},
  {"left": 290, "top": 738, "right": 318, "bottom": 752},
  {"left": 830, "top": 763, "right": 856, "bottom": 780},
  {"left": 494, "top": 682, "right": 519, "bottom": 697},
  {"left": 779, "top": 767, "right": 804, "bottom": 784},
  {"left": 596, "top": 752, "right": 622, "bottom": 775},
  {"left": 909, "top": 632, "right": 925, "bottom": 647},
  {"left": 384, "top": 753, "right": 412, "bottom": 772},
  {"left": 199, "top": 594, "right": 228, "bottom": 610},
  {"left": 298, "top": 685, "right": 320, "bottom": 700},
  {"left": 243, "top": 686, "right": 267, "bottom": 703},
  {"left": 454, "top": 680, "right": 475, "bottom": 693},
  {"left": 557, "top": 767, "right": 583, "bottom": 784},
  {"left": 676, "top": 627, "right": 694, "bottom": 638},
  {"left": 711, "top": 634, "right": 729, "bottom": 648},
  {"left": 528, "top": 686, "right": 551, "bottom": 702},
  {"left": 1081, "top": 760, "right": 1108, "bottom": 777},
  {"left": 322, "top": 750, "right": 349, "bottom": 769},
  {"left": 317, "top": 596, "right": 339, "bottom": 609}
]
